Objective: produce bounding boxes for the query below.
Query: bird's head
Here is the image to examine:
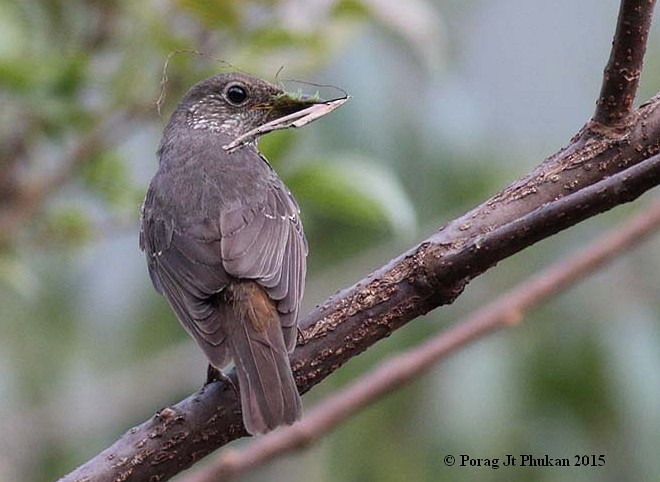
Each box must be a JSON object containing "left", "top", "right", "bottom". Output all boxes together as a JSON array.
[{"left": 174, "top": 72, "right": 344, "bottom": 149}]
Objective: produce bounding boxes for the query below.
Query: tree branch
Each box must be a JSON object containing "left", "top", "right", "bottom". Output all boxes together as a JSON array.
[
  {"left": 60, "top": 132, "right": 660, "bottom": 482},
  {"left": 60, "top": 2, "right": 659, "bottom": 481},
  {"left": 184, "top": 198, "right": 660, "bottom": 482},
  {"left": 593, "top": 0, "right": 656, "bottom": 126}
]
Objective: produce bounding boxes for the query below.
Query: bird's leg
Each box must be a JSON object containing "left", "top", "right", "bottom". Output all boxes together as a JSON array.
[
  {"left": 206, "top": 364, "right": 239, "bottom": 399},
  {"left": 206, "top": 364, "right": 221, "bottom": 384}
]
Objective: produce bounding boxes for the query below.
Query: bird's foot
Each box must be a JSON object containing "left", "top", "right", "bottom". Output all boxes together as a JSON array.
[{"left": 206, "top": 364, "right": 239, "bottom": 398}]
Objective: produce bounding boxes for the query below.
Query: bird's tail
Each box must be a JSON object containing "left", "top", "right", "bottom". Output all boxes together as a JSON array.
[{"left": 223, "top": 282, "right": 302, "bottom": 435}]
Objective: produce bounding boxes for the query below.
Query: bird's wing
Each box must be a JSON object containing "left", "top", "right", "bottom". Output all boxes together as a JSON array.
[
  {"left": 220, "top": 182, "right": 308, "bottom": 351},
  {"left": 140, "top": 181, "right": 307, "bottom": 355},
  {"left": 140, "top": 190, "right": 231, "bottom": 364}
]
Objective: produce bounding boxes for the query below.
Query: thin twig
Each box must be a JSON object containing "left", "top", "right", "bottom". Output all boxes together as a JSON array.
[
  {"left": 184, "top": 197, "right": 660, "bottom": 482},
  {"left": 593, "top": 0, "right": 656, "bottom": 126}
]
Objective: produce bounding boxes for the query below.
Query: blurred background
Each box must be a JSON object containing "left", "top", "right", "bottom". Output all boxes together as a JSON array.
[{"left": 2, "top": 0, "right": 660, "bottom": 481}]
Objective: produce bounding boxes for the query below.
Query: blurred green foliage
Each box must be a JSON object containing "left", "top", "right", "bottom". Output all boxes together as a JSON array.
[{"left": 1, "top": 1, "right": 659, "bottom": 482}]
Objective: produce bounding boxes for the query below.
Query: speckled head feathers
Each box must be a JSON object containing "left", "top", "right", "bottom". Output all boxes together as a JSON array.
[{"left": 175, "top": 72, "right": 318, "bottom": 140}]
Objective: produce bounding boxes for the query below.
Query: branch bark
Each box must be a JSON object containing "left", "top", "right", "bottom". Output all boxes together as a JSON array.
[
  {"left": 593, "top": 0, "right": 655, "bottom": 126},
  {"left": 60, "top": 1, "right": 659, "bottom": 480}
]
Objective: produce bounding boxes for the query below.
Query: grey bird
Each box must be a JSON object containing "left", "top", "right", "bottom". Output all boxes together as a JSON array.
[{"left": 140, "top": 72, "right": 346, "bottom": 434}]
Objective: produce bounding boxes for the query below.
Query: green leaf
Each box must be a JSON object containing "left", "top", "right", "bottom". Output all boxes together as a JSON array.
[
  {"left": 81, "top": 152, "right": 134, "bottom": 209},
  {"left": 333, "top": 0, "right": 370, "bottom": 17},
  {"left": 288, "top": 154, "right": 416, "bottom": 235},
  {"left": 41, "top": 207, "right": 92, "bottom": 247},
  {"left": 0, "top": 254, "right": 38, "bottom": 298},
  {"left": 258, "top": 129, "right": 297, "bottom": 165},
  {"left": 48, "top": 54, "right": 88, "bottom": 98},
  {"left": 0, "top": 59, "right": 35, "bottom": 92},
  {"left": 176, "top": 0, "right": 241, "bottom": 29}
]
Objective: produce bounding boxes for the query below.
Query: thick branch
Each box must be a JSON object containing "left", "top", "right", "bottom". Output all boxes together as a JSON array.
[
  {"left": 593, "top": 0, "right": 656, "bottom": 126},
  {"left": 61, "top": 135, "right": 660, "bottom": 482}
]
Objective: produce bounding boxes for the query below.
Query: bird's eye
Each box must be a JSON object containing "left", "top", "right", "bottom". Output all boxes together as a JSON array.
[{"left": 225, "top": 84, "right": 248, "bottom": 105}]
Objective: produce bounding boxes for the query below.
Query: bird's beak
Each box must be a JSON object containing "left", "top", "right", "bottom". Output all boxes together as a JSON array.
[{"left": 223, "top": 92, "right": 349, "bottom": 152}]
